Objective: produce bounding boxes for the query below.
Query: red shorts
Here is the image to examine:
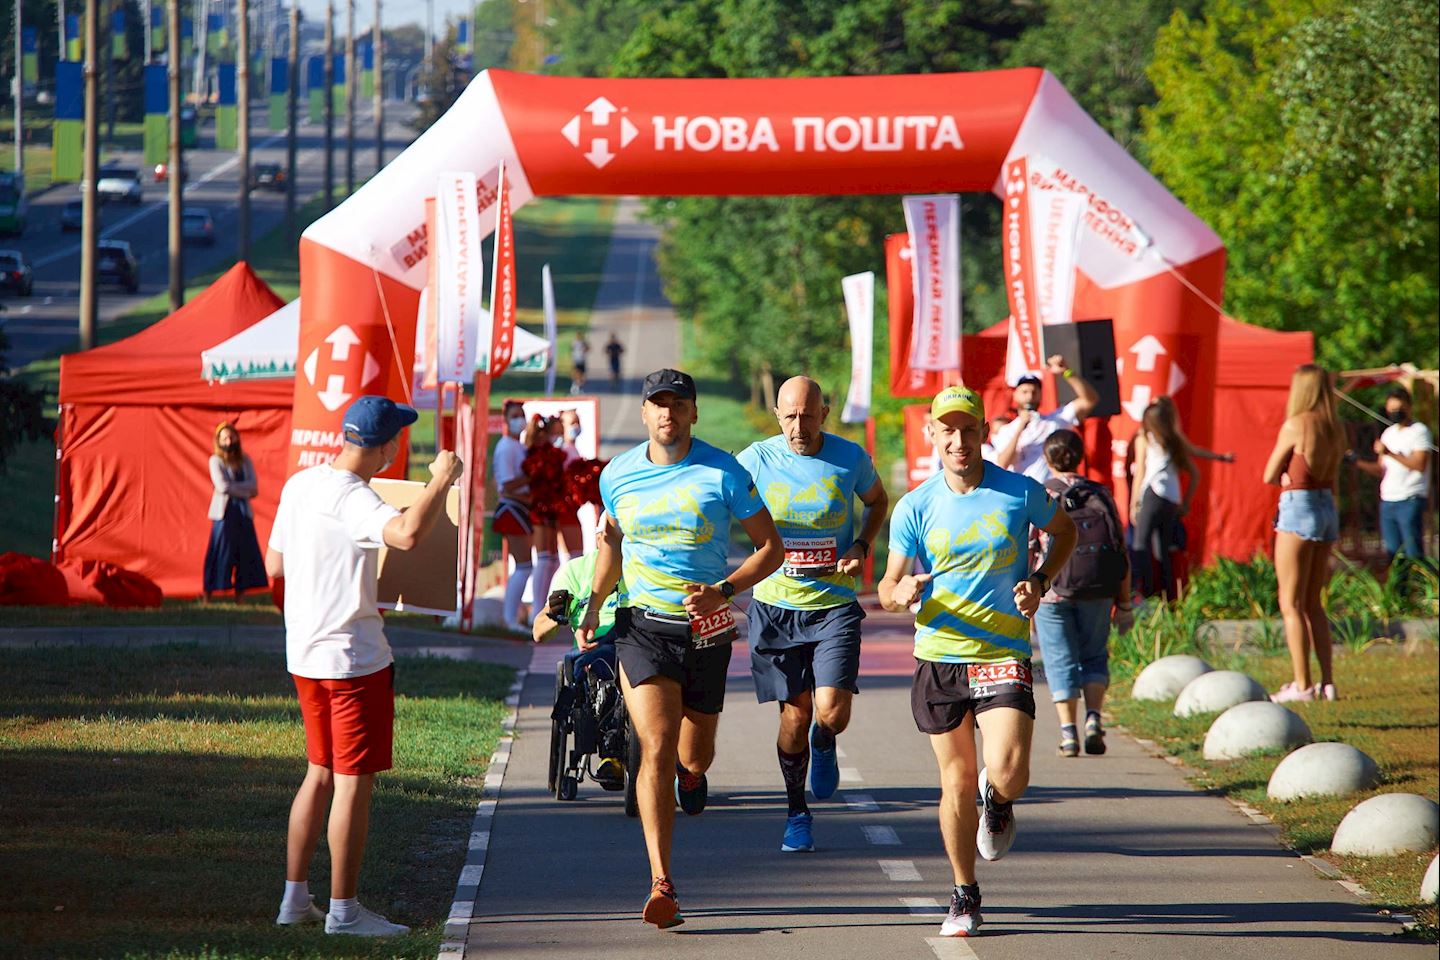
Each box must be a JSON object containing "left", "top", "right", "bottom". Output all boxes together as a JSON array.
[
  {"left": 492, "top": 500, "right": 533, "bottom": 537},
  {"left": 292, "top": 665, "right": 395, "bottom": 775}
]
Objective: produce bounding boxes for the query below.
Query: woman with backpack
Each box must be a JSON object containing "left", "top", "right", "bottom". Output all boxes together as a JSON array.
[{"left": 1034, "top": 430, "right": 1132, "bottom": 757}]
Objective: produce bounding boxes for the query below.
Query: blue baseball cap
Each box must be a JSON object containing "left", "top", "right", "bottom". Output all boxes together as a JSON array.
[{"left": 342, "top": 395, "right": 419, "bottom": 447}]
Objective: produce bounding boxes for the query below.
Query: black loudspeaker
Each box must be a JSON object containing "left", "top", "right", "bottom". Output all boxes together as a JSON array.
[{"left": 1045, "top": 318, "right": 1121, "bottom": 419}]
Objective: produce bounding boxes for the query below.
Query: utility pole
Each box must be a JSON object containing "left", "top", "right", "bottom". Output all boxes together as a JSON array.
[
  {"left": 344, "top": 0, "right": 354, "bottom": 195},
  {"left": 237, "top": 0, "right": 250, "bottom": 259},
  {"left": 143, "top": 0, "right": 151, "bottom": 63},
  {"left": 11, "top": 0, "right": 22, "bottom": 183},
  {"left": 285, "top": 2, "right": 298, "bottom": 242},
  {"left": 166, "top": 0, "right": 183, "bottom": 312},
  {"left": 372, "top": 0, "right": 382, "bottom": 173},
  {"left": 322, "top": 0, "right": 333, "bottom": 210},
  {"left": 104, "top": 0, "right": 116, "bottom": 140},
  {"left": 79, "top": 0, "right": 100, "bottom": 350},
  {"left": 424, "top": 0, "right": 432, "bottom": 76}
]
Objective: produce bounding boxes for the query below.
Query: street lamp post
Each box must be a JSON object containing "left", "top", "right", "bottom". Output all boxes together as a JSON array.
[
  {"left": 167, "top": 0, "right": 184, "bottom": 312},
  {"left": 345, "top": 0, "right": 355, "bottom": 195},
  {"left": 323, "top": 0, "right": 333, "bottom": 210},
  {"left": 285, "top": 2, "right": 298, "bottom": 242},
  {"left": 238, "top": 0, "right": 251, "bottom": 260},
  {"left": 79, "top": 0, "right": 100, "bottom": 349},
  {"left": 372, "top": 0, "right": 382, "bottom": 173}
]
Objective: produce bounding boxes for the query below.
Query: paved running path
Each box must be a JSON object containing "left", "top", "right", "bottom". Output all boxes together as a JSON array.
[{"left": 466, "top": 610, "right": 1424, "bottom": 959}]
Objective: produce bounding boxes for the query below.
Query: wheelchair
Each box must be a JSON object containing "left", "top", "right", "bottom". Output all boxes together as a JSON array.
[{"left": 547, "top": 641, "right": 640, "bottom": 817}]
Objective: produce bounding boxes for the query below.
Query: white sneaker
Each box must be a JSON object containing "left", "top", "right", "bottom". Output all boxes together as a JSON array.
[
  {"left": 325, "top": 904, "right": 411, "bottom": 937},
  {"left": 939, "top": 887, "right": 982, "bottom": 937},
  {"left": 975, "top": 767, "right": 1016, "bottom": 862},
  {"left": 275, "top": 895, "right": 325, "bottom": 925}
]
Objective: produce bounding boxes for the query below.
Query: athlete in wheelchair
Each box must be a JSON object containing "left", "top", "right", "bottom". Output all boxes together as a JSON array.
[{"left": 532, "top": 547, "right": 639, "bottom": 816}]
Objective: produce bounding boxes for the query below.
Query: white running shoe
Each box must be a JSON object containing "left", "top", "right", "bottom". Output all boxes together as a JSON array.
[
  {"left": 939, "top": 887, "right": 982, "bottom": 937},
  {"left": 324, "top": 904, "right": 411, "bottom": 937},
  {"left": 275, "top": 896, "right": 325, "bottom": 925},
  {"left": 975, "top": 767, "right": 1016, "bottom": 862}
]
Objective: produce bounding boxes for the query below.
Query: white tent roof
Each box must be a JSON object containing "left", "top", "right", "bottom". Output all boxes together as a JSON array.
[{"left": 202, "top": 298, "right": 551, "bottom": 383}]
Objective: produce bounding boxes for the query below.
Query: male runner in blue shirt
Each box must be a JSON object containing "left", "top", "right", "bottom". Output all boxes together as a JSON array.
[
  {"left": 737, "top": 376, "right": 888, "bottom": 854},
  {"left": 577, "top": 368, "right": 784, "bottom": 930},
  {"left": 880, "top": 384, "right": 1076, "bottom": 939}
]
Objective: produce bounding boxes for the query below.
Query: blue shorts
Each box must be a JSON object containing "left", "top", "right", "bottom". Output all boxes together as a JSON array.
[
  {"left": 1275, "top": 489, "right": 1338, "bottom": 543},
  {"left": 749, "top": 600, "right": 864, "bottom": 704}
]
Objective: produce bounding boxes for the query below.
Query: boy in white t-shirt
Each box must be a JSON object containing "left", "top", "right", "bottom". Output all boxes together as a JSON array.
[
  {"left": 1356, "top": 386, "right": 1435, "bottom": 562},
  {"left": 265, "top": 395, "right": 463, "bottom": 937}
]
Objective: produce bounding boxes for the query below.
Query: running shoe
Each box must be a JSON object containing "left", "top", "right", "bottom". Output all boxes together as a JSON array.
[
  {"left": 1319, "top": 683, "right": 1338, "bottom": 701},
  {"left": 1084, "top": 714, "right": 1107, "bottom": 755},
  {"left": 1057, "top": 735, "right": 1079, "bottom": 757},
  {"left": 1270, "top": 681, "right": 1315, "bottom": 703},
  {"left": 975, "top": 767, "right": 1016, "bottom": 862},
  {"left": 642, "top": 875, "right": 684, "bottom": 929},
  {"left": 675, "top": 763, "right": 708, "bottom": 815},
  {"left": 939, "top": 886, "right": 983, "bottom": 937},
  {"left": 781, "top": 812, "right": 815, "bottom": 853},
  {"left": 275, "top": 896, "right": 325, "bottom": 925},
  {"left": 324, "top": 904, "right": 411, "bottom": 937},
  {"left": 809, "top": 724, "right": 840, "bottom": 800}
]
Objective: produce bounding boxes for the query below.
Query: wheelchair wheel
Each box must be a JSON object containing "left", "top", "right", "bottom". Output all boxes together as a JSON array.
[
  {"left": 548, "top": 660, "right": 567, "bottom": 795},
  {"left": 623, "top": 716, "right": 641, "bottom": 819},
  {"left": 559, "top": 775, "right": 579, "bottom": 801}
]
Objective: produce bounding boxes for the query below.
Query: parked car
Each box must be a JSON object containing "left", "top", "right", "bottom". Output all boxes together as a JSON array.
[
  {"left": 0, "top": 172, "right": 27, "bottom": 235},
  {"left": 249, "top": 162, "right": 287, "bottom": 192},
  {"left": 60, "top": 199, "right": 85, "bottom": 232},
  {"left": 95, "top": 167, "right": 143, "bottom": 205},
  {"left": 0, "top": 249, "right": 34, "bottom": 296},
  {"left": 97, "top": 239, "right": 140, "bottom": 293},
  {"left": 182, "top": 208, "right": 216, "bottom": 246}
]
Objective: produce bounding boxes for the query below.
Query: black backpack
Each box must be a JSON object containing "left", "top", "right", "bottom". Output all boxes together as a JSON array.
[{"left": 1045, "top": 477, "right": 1128, "bottom": 601}]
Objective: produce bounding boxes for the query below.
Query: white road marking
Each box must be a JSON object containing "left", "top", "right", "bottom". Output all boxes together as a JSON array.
[
  {"left": 899, "top": 897, "right": 943, "bottom": 915},
  {"left": 845, "top": 793, "right": 879, "bottom": 812},
  {"left": 457, "top": 864, "right": 484, "bottom": 886},
  {"left": 862, "top": 825, "right": 901, "bottom": 845},
  {"left": 879, "top": 859, "right": 923, "bottom": 882},
  {"left": 926, "top": 935, "right": 980, "bottom": 959},
  {"left": 839, "top": 766, "right": 863, "bottom": 783},
  {"left": 468, "top": 830, "right": 490, "bottom": 851}
]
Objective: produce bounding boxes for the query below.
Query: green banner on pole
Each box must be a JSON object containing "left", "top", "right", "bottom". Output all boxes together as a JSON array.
[
  {"left": 216, "top": 104, "right": 237, "bottom": 149},
  {"left": 53, "top": 120, "right": 84, "bottom": 183},
  {"left": 269, "top": 93, "right": 286, "bottom": 131},
  {"left": 143, "top": 114, "right": 168, "bottom": 166},
  {"left": 361, "top": 70, "right": 373, "bottom": 99},
  {"left": 308, "top": 89, "right": 323, "bottom": 125}
]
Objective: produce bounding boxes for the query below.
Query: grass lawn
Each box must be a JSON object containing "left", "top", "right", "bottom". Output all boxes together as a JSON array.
[
  {"left": 0, "top": 644, "right": 515, "bottom": 959},
  {"left": 1110, "top": 648, "right": 1439, "bottom": 937}
]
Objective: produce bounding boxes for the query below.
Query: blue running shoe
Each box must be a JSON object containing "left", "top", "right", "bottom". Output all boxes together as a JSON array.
[
  {"left": 675, "top": 763, "right": 707, "bottom": 816},
  {"left": 809, "top": 725, "right": 839, "bottom": 800},
  {"left": 781, "top": 812, "right": 814, "bottom": 853}
]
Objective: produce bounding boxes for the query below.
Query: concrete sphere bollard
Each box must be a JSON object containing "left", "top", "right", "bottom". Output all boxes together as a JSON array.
[
  {"left": 1203, "top": 701, "right": 1312, "bottom": 760},
  {"left": 1174, "top": 670, "right": 1269, "bottom": 718},
  {"left": 1267, "top": 742, "right": 1380, "bottom": 801},
  {"left": 1421, "top": 855, "right": 1438, "bottom": 903},
  {"left": 1331, "top": 794, "right": 1440, "bottom": 857},
  {"left": 1132, "top": 655, "right": 1214, "bottom": 701}
]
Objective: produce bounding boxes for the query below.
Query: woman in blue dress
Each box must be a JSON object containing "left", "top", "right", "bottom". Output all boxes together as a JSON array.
[{"left": 203, "top": 422, "right": 268, "bottom": 601}]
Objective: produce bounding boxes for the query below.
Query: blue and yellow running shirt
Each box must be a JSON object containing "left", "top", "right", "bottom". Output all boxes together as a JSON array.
[
  {"left": 888, "top": 464, "right": 1057, "bottom": 664},
  {"left": 737, "top": 433, "right": 878, "bottom": 611},
  {"left": 600, "top": 438, "right": 765, "bottom": 616}
]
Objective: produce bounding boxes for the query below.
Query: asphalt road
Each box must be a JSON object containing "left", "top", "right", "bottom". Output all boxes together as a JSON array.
[{"left": 0, "top": 101, "right": 417, "bottom": 370}]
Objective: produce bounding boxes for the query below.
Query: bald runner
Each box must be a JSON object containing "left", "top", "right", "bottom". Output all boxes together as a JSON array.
[{"left": 737, "top": 377, "right": 889, "bottom": 854}]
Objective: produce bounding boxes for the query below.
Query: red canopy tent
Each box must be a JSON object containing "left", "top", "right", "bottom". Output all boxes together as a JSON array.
[{"left": 55, "top": 263, "right": 292, "bottom": 598}]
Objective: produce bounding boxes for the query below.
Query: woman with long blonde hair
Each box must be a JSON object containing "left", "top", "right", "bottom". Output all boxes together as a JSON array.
[
  {"left": 203, "top": 422, "right": 268, "bottom": 601},
  {"left": 1263, "top": 364, "right": 1347, "bottom": 701}
]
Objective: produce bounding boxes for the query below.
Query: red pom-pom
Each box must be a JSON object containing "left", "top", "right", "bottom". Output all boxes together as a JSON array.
[
  {"left": 523, "top": 445, "right": 569, "bottom": 526},
  {"left": 564, "top": 459, "right": 607, "bottom": 511}
]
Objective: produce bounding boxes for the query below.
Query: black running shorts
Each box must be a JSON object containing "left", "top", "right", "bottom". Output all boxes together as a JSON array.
[
  {"left": 910, "top": 659, "right": 1037, "bottom": 734},
  {"left": 613, "top": 607, "right": 734, "bottom": 715}
]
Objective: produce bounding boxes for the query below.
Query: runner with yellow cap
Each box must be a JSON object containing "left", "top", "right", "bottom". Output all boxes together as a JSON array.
[{"left": 879, "top": 383, "right": 1078, "bottom": 938}]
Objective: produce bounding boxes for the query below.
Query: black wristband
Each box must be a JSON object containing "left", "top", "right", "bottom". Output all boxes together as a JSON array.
[
  {"left": 853, "top": 538, "right": 871, "bottom": 558},
  {"left": 1031, "top": 571, "right": 1051, "bottom": 593}
]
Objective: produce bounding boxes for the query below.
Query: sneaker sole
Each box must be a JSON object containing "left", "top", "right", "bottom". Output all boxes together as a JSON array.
[
  {"left": 780, "top": 843, "right": 815, "bottom": 853},
  {"left": 1084, "top": 734, "right": 1106, "bottom": 755},
  {"left": 939, "top": 919, "right": 982, "bottom": 937},
  {"left": 642, "top": 897, "right": 684, "bottom": 929}
]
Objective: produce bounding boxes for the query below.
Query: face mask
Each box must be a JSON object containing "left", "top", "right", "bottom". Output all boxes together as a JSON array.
[
  {"left": 507, "top": 416, "right": 527, "bottom": 435},
  {"left": 1386, "top": 409, "right": 1406, "bottom": 424},
  {"left": 567, "top": 426, "right": 581, "bottom": 440},
  {"left": 551, "top": 436, "right": 565, "bottom": 448}
]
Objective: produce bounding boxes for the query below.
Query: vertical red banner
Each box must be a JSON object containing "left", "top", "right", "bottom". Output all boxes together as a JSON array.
[
  {"left": 902, "top": 403, "right": 938, "bottom": 490},
  {"left": 487, "top": 165, "right": 517, "bottom": 377},
  {"left": 1002, "top": 157, "right": 1044, "bottom": 380},
  {"left": 886, "top": 233, "right": 957, "bottom": 398},
  {"left": 459, "top": 376, "right": 492, "bottom": 631}
]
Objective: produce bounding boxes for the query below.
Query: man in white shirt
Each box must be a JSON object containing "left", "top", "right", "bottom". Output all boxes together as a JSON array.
[
  {"left": 1356, "top": 386, "right": 1434, "bottom": 563},
  {"left": 990, "top": 355, "right": 1099, "bottom": 482},
  {"left": 266, "top": 395, "right": 462, "bottom": 937}
]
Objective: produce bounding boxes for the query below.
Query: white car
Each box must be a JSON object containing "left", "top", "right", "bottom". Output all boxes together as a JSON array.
[{"left": 94, "top": 167, "right": 143, "bottom": 205}]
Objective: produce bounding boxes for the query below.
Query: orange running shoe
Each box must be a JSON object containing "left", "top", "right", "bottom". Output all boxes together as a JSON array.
[{"left": 642, "top": 875, "right": 684, "bottom": 929}]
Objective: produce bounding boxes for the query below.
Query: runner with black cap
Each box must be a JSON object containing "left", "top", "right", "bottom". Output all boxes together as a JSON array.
[
  {"left": 879, "top": 384, "right": 1077, "bottom": 938},
  {"left": 990, "top": 355, "right": 1099, "bottom": 481},
  {"left": 576, "top": 368, "right": 785, "bottom": 930}
]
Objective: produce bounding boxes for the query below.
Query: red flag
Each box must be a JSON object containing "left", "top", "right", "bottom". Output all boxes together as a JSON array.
[
  {"left": 1001, "top": 157, "right": 1045, "bottom": 382},
  {"left": 457, "top": 378, "right": 492, "bottom": 631},
  {"left": 886, "top": 233, "right": 957, "bottom": 398},
  {"left": 487, "top": 164, "right": 517, "bottom": 377}
]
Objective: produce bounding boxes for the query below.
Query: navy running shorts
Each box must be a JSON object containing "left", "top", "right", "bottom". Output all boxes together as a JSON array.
[
  {"left": 910, "top": 659, "right": 1037, "bottom": 734},
  {"left": 748, "top": 600, "right": 864, "bottom": 704}
]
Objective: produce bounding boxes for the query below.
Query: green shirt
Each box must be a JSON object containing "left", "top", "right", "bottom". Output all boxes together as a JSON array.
[{"left": 552, "top": 553, "right": 626, "bottom": 648}]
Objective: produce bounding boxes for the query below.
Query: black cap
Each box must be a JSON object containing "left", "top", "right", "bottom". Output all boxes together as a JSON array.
[{"left": 641, "top": 368, "right": 697, "bottom": 403}]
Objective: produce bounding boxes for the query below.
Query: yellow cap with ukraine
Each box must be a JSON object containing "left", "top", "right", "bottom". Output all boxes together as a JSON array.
[{"left": 931, "top": 384, "right": 985, "bottom": 423}]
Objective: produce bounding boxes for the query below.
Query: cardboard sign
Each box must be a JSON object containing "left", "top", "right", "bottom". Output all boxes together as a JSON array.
[{"left": 372, "top": 478, "right": 462, "bottom": 616}]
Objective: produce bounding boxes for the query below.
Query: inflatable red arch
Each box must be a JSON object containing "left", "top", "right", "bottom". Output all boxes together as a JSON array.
[{"left": 290, "top": 68, "right": 1228, "bottom": 556}]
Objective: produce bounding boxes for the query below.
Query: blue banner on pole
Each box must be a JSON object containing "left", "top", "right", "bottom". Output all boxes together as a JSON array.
[
  {"left": 271, "top": 57, "right": 289, "bottom": 95},
  {"left": 218, "top": 64, "right": 237, "bottom": 105},
  {"left": 55, "top": 61, "right": 84, "bottom": 120},
  {"left": 22, "top": 26, "right": 37, "bottom": 53},
  {"left": 363, "top": 40, "right": 374, "bottom": 70},
  {"left": 307, "top": 55, "right": 324, "bottom": 91},
  {"left": 332, "top": 53, "right": 345, "bottom": 85},
  {"left": 151, "top": 7, "right": 163, "bottom": 28},
  {"left": 112, "top": 10, "right": 127, "bottom": 36},
  {"left": 144, "top": 63, "right": 167, "bottom": 114},
  {"left": 65, "top": 14, "right": 80, "bottom": 40}
]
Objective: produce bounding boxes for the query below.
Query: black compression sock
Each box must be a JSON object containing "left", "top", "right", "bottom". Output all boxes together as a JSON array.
[{"left": 777, "top": 746, "right": 809, "bottom": 815}]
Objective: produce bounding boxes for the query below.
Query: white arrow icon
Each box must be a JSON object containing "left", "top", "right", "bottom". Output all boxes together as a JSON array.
[
  {"left": 585, "top": 138, "right": 615, "bottom": 169},
  {"left": 1130, "top": 334, "right": 1166, "bottom": 372},
  {"left": 316, "top": 374, "right": 352, "bottom": 412},
  {"left": 560, "top": 115, "right": 582, "bottom": 147},
  {"left": 618, "top": 116, "right": 638, "bottom": 147},
  {"left": 1168, "top": 362, "right": 1188, "bottom": 395},
  {"left": 362, "top": 352, "right": 381, "bottom": 387},
  {"left": 585, "top": 96, "right": 617, "bottom": 125},
  {"left": 324, "top": 324, "right": 361, "bottom": 361},
  {"left": 1121, "top": 384, "right": 1152, "bottom": 422}
]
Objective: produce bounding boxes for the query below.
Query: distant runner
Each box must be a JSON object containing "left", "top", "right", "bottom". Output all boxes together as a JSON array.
[
  {"left": 577, "top": 368, "right": 784, "bottom": 930},
  {"left": 879, "top": 385, "right": 1077, "bottom": 938},
  {"left": 736, "top": 377, "right": 888, "bottom": 854}
]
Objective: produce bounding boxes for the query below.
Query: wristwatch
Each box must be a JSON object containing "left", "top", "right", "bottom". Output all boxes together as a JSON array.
[
  {"left": 853, "top": 538, "right": 871, "bottom": 558},
  {"left": 1030, "top": 571, "right": 1052, "bottom": 593},
  {"left": 718, "top": 579, "right": 736, "bottom": 599}
]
